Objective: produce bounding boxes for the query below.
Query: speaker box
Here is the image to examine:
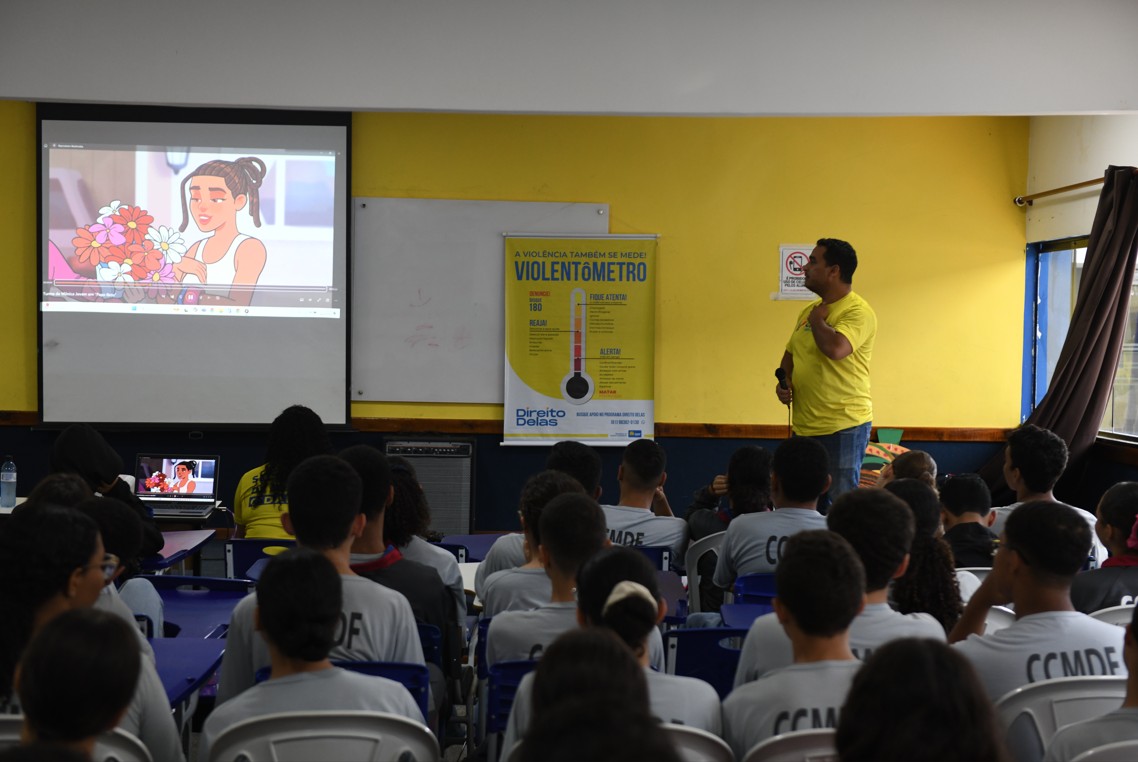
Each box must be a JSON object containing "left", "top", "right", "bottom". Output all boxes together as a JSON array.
[{"left": 384, "top": 439, "right": 475, "bottom": 535}]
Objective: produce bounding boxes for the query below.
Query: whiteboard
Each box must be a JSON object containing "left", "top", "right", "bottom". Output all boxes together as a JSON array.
[{"left": 352, "top": 198, "right": 609, "bottom": 403}]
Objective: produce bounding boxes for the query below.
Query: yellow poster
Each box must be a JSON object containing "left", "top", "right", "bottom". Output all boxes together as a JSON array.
[{"left": 504, "top": 235, "right": 656, "bottom": 445}]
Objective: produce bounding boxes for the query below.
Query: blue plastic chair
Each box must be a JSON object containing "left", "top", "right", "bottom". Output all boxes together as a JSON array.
[
  {"left": 223, "top": 538, "right": 296, "bottom": 579},
  {"left": 657, "top": 569, "right": 689, "bottom": 626},
  {"left": 440, "top": 533, "right": 507, "bottom": 562},
  {"left": 417, "top": 622, "right": 443, "bottom": 669},
  {"left": 734, "top": 572, "right": 778, "bottom": 605},
  {"left": 663, "top": 628, "right": 748, "bottom": 700},
  {"left": 636, "top": 545, "right": 671, "bottom": 570},
  {"left": 335, "top": 661, "right": 432, "bottom": 725},
  {"left": 431, "top": 542, "right": 468, "bottom": 563},
  {"left": 486, "top": 660, "right": 537, "bottom": 761}
]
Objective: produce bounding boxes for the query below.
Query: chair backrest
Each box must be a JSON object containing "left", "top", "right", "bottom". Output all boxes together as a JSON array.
[
  {"left": 1089, "top": 605, "right": 1135, "bottom": 626},
  {"left": 662, "top": 722, "right": 734, "bottom": 762},
  {"left": 657, "top": 569, "right": 689, "bottom": 623},
  {"left": 637, "top": 545, "right": 671, "bottom": 571},
  {"left": 996, "top": 676, "right": 1128, "bottom": 762},
  {"left": 0, "top": 717, "right": 154, "bottom": 762},
  {"left": 734, "top": 573, "right": 778, "bottom": 605},
  {"left": 223, "top": 538, "right": 296, "bottom": 579},
  {"left": 431, "top": 542, "right": 468, "bottom": 563},
  {"left": 476, "top": 616, "right": 492, "bottom": 680},
  {"left": 486, "top": 660, "right": 538, "bottom": 735},
  {"left": 959, "top": 566, "right": 992, "bottom": 582},
  {"left": 663, "top": 627, "right": 748, "bottom": 700},
  {"left": 333, "top": 661, "right": 432, "bottom": 723},
  {"left": 416, "top": 622, "right": 443, "bottom": 668},
  {"left": 985, "top": 605, "right": 1017, "bottom": 635},
  {"left": 1071, "top": 739, "right": 1138, "bottom": 762},
  {"left": 208, "top": 710, "right": 438, "bottom": 762},
  {"left": 684, "top": 532, "right": 725, "bottom": 614},
  {"left": 741, "top": 729, "right": 838, "bottom": 762}
]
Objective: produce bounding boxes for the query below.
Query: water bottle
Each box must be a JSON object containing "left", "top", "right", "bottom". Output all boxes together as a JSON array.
[{"left": 0, "top": 456, "right": 15, "bottom": 509}]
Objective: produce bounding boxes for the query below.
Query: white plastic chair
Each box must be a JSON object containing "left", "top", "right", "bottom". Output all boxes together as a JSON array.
[
  {"left": 684, "top": 531, "right": 726, "bottom": 613},
  {"left": 959, "top": 566, "right": 992, "bottom": 582},
  {"left": 0, "top": 717, "right": 152, "bottom": 762},
  {"left": 662, "top": 723, "right": 734, "bottom": 762},
  {"left": 996, "top": 676, "right": 1127, "bottom": 762},
  {"left": 741, "top": 728, "right": 838, "bottom": 762},
  {"left": 1089, "top": 605, "right": 1135, "bottom": 626},
  {"left": 985, "top": 605, "right": 1017, "bottom": 634},
  {"left": 207, "top": 710, "right": 439, "bottom": 762},
  {"left": 1071, "top": 739, "right": 1138, "bottom": 762}
]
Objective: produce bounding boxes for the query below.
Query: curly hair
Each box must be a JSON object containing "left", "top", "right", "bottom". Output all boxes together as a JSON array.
[
  {"left": 892, "top": 534, "right": 964, "bottom": 633},
  {"left": 384, "top": 456, "right": 432, "bottom": 547},
  {"left": 178, "top": 156, "right": 267, "bottom": 232},
  {"left": 254, "top": 405, "right": 332, "bottom": 505},
  {"left": 726, "top": 445, "right": 772, "bottom": 514}
]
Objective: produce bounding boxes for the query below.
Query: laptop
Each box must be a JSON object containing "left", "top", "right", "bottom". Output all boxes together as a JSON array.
[{"left": 134, "top": 454, "right": 220, "bottom": 519}]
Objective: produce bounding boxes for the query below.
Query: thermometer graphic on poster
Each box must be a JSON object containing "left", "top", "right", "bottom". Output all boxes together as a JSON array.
[{"left": 561, "top": 288, "right": 594, "bottom": 404}]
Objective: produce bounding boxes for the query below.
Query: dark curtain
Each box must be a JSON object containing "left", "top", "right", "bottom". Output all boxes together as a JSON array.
[{"left": 981, "top": 166, "right": 1138, "bottom": 504}]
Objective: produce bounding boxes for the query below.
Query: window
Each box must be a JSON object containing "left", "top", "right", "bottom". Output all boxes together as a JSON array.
[{"left": 1028, "top": 237, "right": 1138, "bottom": 438}]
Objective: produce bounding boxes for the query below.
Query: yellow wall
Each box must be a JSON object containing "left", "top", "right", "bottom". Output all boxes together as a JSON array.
[
  {"left": 353, "top": 113, "right": 1029, "bottom": 428},
  {"left": 1, "top": 105, "right": 1028, "bottom": 427}
]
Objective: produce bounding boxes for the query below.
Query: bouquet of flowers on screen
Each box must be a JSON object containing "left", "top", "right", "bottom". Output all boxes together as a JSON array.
[
  {"left": 65, "top": 200, "right": 188, "bottom": 303},
  {"left": 144, "top": 470, "right": 172, "bottom": 493}
]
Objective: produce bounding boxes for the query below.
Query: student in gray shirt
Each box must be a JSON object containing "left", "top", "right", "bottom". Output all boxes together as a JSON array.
[
  {"left": 202, "top": 549, "right": 424, "bottom": 760},
  {"left": 713, "top": 437, "right": 830, "bottom": 589},
  {"left": 477, "top": 440, "right": 606, "bottom": 595},
  {"left": 504, "top": 547, "right": 722, "bottom": 753},
  {"left": 487, "top": 493, "right": 608, "bottom": 666},
  {"left": 480, "top": 470, "right": 584, "bottom": 617},
  {"left": 601, "top": 439, "right": 688, "bottom": 571},
  {"left": 1044, "top": 603, "right": 1138, "bottom": 762},
  {"left": 723, "top": 530, "right": 866, "bottom": 759},
  {"left": 950, "top": 500, "right": 1127, "bottom": 703},
  {"left": 734, "top": 489, "right": 944, "bottom": 686}
]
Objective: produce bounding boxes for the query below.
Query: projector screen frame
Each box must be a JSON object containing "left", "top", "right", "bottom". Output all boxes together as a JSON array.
[{"left": 36, "top": 103, "right": 353, "bottom": 430}]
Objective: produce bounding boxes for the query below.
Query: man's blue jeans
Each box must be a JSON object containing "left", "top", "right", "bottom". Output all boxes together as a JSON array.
[{"left": 808, "top": 421, "right": 871, "bottom": 512}]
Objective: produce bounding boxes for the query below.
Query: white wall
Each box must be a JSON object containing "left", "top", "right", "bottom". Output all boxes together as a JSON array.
[
  {"left": 3, "top": 0, "right": 1138, "bottom": 116},
  {"left": 1026, "top": 116, "right": 1138, "bottom": 242}
]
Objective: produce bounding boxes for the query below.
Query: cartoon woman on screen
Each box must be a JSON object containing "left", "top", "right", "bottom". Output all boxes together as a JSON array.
[
  {"left": 173, "top": 157, "right": 268, "bottom": 307},
  {"left": 171, "top": 461, "right": 197, "bottom": 494}
]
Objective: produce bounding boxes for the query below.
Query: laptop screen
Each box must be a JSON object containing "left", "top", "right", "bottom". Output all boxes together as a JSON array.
[{"left": 134, "top": 455, "right": 219, "bottom": 502}]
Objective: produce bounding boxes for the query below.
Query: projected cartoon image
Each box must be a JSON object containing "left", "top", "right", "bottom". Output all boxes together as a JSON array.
[{"left": 43, "top": 145, "right": 338, "bottom": 313}]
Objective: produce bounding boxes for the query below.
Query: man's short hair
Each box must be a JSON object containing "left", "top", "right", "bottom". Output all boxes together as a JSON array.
[
  {"left": 817, "top": 237, "right": 857, "bottom": 284},
  {"left": 338, "top": 445, "right": 393, "bottom": 521},
  {"left": 1004, "top": 500, "right": 1091, "bottom": 582},
  {"left": 776, "top": 530, "right": 865, "bottom": 637},
  {"left": 285, "top": 455, "right": 363, "bottom": 550},
  {"left": 257, "top": 548, "right": 343, "bottom": 661},
  {"left": 939, "top": 474, "right": 992, "bottom": 518},
  {"left": 827, "top": 489, "right": 915, "bottom": 592},
  {"left": 773, "top": 438, "right": 830, "bottom": 503},
  {"left": 884, "top": 479, "right": 942, "bottom": 538},
  {"left": 538, "top": 493, "right": 607, "bottom": 578},
  {"left": 1006, "top": 424, "right": 1068, "bottom": 494},
  {"left": 17, "top": 608, "right": 140, "bottom": 743},
  {"left": 520, "top": 470, "right": 586, "bottom": 547},
  {"left": 726, "top": 445, "right": 772, "bottom": 515},
  {"left": 620, "top": 439, "right": 666, "bottom": 491},
  {"left": 546, "top": 441, "right": 603, "bottom": 496}
]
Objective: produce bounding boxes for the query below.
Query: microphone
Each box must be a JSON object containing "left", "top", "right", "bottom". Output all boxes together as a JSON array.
[{"left": 775, "top": 368, "right": 788, "bottom": 390}]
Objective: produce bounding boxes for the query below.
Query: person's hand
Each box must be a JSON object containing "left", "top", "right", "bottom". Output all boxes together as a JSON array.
[
  {"left": 809, "top": 302, "right": 830, "bottom": 327},
  {"left": 875, "top": 463, "right": 894, "bottom": 486},
  {"left": 651, "top": 486, "right": 674, "bottom": 517},
  {"left": 710, "top": 475, "right": 728, "bottom": 497},
  {"left": 173, "top": 257, "right": 207, "bottom": 282},
  {"left": 970, "top": 567, "right": 1011, "bottom": 610},
  {"left": 775, "top": 380, "right": 793, "bottom": 406}
]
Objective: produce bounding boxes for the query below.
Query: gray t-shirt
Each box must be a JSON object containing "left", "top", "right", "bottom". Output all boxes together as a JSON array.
[
  {"left": 480, "top": 567, "right": 551, "bottom": 618},
  {"left": 954, "top": 611, "right": 1128, "bottom": 702},
  {"left": 713, "top": 508, "right": 827, "bottom": 588},
  {"left": 399, "top": 535, "right": 468, "bottom": 625},
  {"left": 991, "top": 502, "right": 1108, "bottom": 568},
  {"left": 601, "top": 505, "right": 688, "bottom": 570},
  {"left": 118, "top": 577, "right": 164, "bottom": 638},
  {"left": 502, "top": 665, "right": 722, "bottom": 753},
  {"left": 217, "top": 574, "right": 425, "bottom": 704},
  {"left": 94, "top": 583, "right": 155, "bottom": 663},
  {"left": 1044, "top": 706, "right": 1138, "bottom": 762},
  {"left": 735, "top": 603, "right": 944, "bottom": 687},
  {"left": 475, "top": 533, "right": 527, "bottom": 597},
  {"left": 723, "top": 660, "right": 861, "bottom": 759},
  {"left": 201, "top": 668, "right": 424, "bottom": 760}
]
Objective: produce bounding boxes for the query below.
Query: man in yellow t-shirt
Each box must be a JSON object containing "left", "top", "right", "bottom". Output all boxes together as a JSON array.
[{"left": 776, "top": 238, "right": 876, "bottom": 508}]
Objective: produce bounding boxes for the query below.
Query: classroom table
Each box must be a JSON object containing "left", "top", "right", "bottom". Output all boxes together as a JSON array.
[
  {"left": 140, "top": 529, "right": 216, "bottom": 573},
  {"left": 151, "top": 637, "right": 226, "bottom": 706},
  {"left": 148, "top": 576, "right": 250, "bottom": 639},
  {"left": 720, "top": 603, "right": 774, "bottom": 630},
  {"left": 441, "top": 533, "right": 508, "bottom": 562}
]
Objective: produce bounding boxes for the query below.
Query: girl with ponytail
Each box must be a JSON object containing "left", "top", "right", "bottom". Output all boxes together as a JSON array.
[
  {"left": 174, "top": 156, "right": 268, "bottom": 306},
  {"left": 1071, "top": 481, "right": 1138, "bottom": 613}
]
